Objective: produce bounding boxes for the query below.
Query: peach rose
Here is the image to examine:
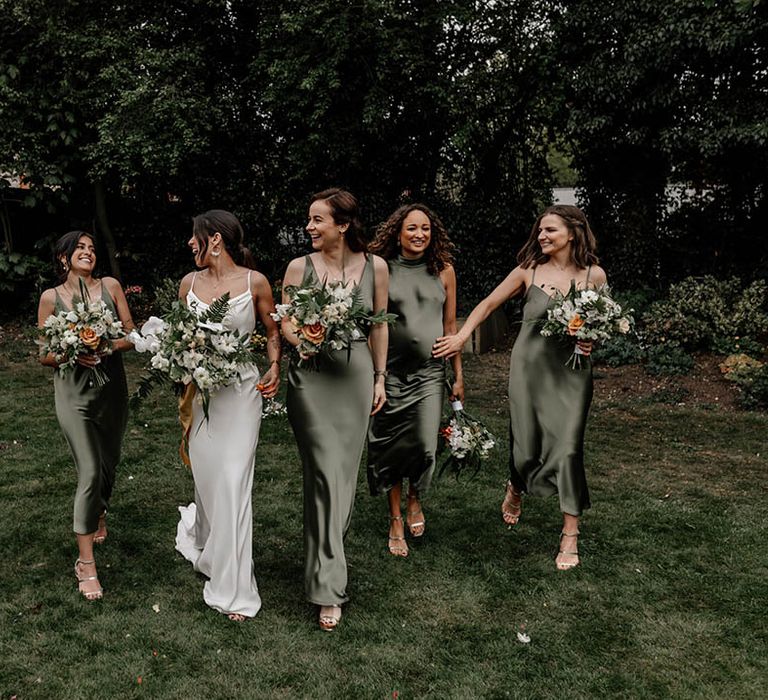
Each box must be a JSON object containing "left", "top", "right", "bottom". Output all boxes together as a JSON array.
[
  {"left": 567, "top": 314, "right": 585, "bottom": 335},
  {"left": 301, "top": 323, "right": 326, "bottom": 345},
  {"left": 79, "top": 326, "right": 101, "bottom": 350}
]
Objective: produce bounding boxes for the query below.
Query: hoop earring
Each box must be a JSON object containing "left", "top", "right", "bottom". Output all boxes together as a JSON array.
[{"left": 211, "top": 248, "right": 221, "bottom": 257}]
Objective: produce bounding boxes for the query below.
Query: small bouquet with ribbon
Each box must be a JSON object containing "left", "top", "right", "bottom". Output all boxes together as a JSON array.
[
  {"left": 41, "top": 279, "right": 124, "bottom": 387},
  {"left": 438, "top": 398, "right": 496, "bottom": 480},
  {"left": 540, "top": 282, "right": 633, "bottom": 369},
  {"left": 271, "top": 280, "right": 396, "bottom": 368}
]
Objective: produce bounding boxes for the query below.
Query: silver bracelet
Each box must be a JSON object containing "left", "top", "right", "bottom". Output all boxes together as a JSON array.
[{"left": 374, "top": 369, "right": 388, "bottom": 378}]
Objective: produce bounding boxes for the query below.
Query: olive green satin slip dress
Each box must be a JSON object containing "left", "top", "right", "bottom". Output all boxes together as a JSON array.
[
  {"left": 287, "top": 255, "right": 375, "bottom": 606},
  {"left": 508, "top": 266, "right": 593, "bottom": 516},
  {"left": 367, "top": 255, "right": 445, "bottom": 496},
  {"left": 53, "top": 285, "right": 128, "bottom": 534}
]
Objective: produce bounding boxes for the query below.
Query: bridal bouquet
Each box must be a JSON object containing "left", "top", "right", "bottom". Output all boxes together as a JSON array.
[
  {"left": 41, "top": 280, "right": 124, "bottom": 387},
  {"left": 129, "top": 293, "right": 255, "bottom": 421},
  {"left": 540, "top": 282, "right": 633, "bottom": 369},
  {"left": 270, "top": 281, "right": 396, "bottom": 368},
  {"left": 438, "top": 400, "right": 496, "bottom": 480}
]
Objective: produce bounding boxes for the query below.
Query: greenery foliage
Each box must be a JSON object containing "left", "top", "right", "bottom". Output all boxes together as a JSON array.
[
  {"left": 645, "top": 342, "right": 695, "bottom": 376},
  {"left": 642, "top": 276, "right": 768, "bottom": 353},
  {"left": 1, "top": 1, "right": 765, "bottom": 304}
]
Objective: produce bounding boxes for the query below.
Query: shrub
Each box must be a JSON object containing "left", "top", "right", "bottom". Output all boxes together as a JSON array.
[
  {"left": 645, "top": 342, "right": 694, "bottom": 376},
  {"left": 642, "top": 276, "right": 768, "bottom": 352},
  {"left": 734, "top": 364, "right": 768, "bottom": 410},
  {"left": 592, "top": 334, "right": 646, "bottom": 367}
]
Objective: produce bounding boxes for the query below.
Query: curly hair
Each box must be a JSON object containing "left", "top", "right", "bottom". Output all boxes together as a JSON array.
[
  {"left": 369, "top": 203, "right": 455, "bottom": 276},
  {"left": 517, "top": 205, "right": 599, "bottom": 269}
]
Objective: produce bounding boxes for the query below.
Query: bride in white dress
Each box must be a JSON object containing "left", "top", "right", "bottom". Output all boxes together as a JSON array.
[{"left": 174, "top": 210, "right": 281, "bottom": 622}]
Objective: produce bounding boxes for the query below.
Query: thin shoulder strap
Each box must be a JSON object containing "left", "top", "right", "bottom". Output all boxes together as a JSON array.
[
  {"left": 585, "top": 265, "right": 592, "bottom": 285},
  {"left": 530, "top": 265, "right": 537, "bottom": 286},
  {"left": 368, "top": 253, "right": 375, "bottom": 289},
  {"left": 247, "top": 270, "right": 252, "bottom": 290},
  {"left": 190, "top": 271, "right": 197, "bottom": 293}
]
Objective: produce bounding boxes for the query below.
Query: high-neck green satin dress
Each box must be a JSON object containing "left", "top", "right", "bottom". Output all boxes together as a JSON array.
[
  {"left": 287, "top": 255, "right": 375, "bottom": 606},
  {"left": 53, "top": 286, "right": 128, "bottom": 534},
  {"left": 367, "top": 255, "right": 445, "bottom": 496},
  {"left": 508, "top": 268, "right": 593, "bottom": 516}
]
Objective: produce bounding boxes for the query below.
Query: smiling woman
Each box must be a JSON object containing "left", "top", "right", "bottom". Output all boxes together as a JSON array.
[
  {"left": 432, "top": 205, "right": 607, "bottom": 571},
  {"left": 37, "top": 230, "right": 137, "bottom": 601}
]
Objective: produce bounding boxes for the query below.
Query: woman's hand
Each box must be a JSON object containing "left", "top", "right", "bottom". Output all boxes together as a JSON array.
[
  {"left": 575, "top": 339, "right": 593, "bottom": 356},
  {"left": 371, "top": 376, "right": 386, "bottom": 415},
  {"left": 450, "top": 377, "right": 465, "bottom": 403},
  {"left": 258, "top": 364, "right": 280, "bottom": 399},
  {"left": 433, "top": 333, "right": 465, "bottom": 359},
  {"left": 76, "top": 352, "right": 102, "bottom": 368}
]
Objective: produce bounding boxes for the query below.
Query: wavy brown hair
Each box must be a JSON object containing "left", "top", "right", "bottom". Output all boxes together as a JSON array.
[
  {"left": 369, "top": 203, "right": 455, "bottom": 275},
  {"left": 192, "top": 209, "right": 256, "bottom": 269},
  {"left": 517, "top": 205, "right": 599, "bottom": 269}
]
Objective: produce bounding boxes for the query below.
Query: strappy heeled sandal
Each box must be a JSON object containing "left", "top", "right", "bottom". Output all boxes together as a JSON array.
[
  {"left": 501, "top": 481, "right": 522, "bottom": 526},
  {"left": 556, "top": 531, "right": 580, "bottom": 571},
  {"left": 319, "top": 605, "right": 342, "bottom": 632},
  {"left": 388, "top": 516, "right": 408, "bottom": 557},
  {"left": 405, "top": 503, "right": 425, "bottom": 538},
  {"left": 93, "top": 511, "right": 107, "bottom": 545},
  {"left": 74, "top": 558, "right": 103, "bottom": 600}
]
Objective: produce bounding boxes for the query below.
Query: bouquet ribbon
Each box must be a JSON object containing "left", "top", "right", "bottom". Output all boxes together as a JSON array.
[{"left": 178, "top": 383, "right": 196, "bottom": 469}]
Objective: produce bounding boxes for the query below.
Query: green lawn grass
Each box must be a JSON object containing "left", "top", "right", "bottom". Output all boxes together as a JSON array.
[{"left": 1, "top": 345, "right": 766, "bottom": 699}]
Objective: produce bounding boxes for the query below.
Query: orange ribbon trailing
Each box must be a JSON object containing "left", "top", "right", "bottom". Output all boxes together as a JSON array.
[{"left": 178, "top": 383, "right": 196, "bottom": 469}]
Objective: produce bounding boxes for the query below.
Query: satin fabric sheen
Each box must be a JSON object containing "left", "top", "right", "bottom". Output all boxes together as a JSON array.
[
  {"left": 287, "top": 255, "right": 375, "bottom": 606},
  {"left": 508, "top": 280, "right": 593, "bottom": 516},
  {"left": 367, "top": 255, "right": 446, "bottom": 496},
  {"left": 175, "top": 281, "right": 263, "bottom": 617},
  {"left": 53, "top": 287, "right": 128, "bottom": 535}
]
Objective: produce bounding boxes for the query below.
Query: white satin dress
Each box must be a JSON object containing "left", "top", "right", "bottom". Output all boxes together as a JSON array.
[{"left": 175, "top": 272, "right": 263, "bottom": 617}]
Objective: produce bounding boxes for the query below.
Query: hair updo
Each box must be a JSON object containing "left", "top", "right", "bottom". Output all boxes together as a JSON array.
[
  {"left": 310, "top": 188, "right": 367, "bottom": 253},
  {"left": 191, "top": 210, "right": 256, "bottom": 269}
]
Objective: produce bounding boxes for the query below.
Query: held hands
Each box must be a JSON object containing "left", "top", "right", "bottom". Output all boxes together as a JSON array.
[
  {"left": 432, "top": 333, "right": 465, "bottom": 359},
  {"left": 258, "top": 365, "right": 280, "bottom": 399},
  {"left": 567, "top": 329, "right": 593, "bottom": 356},
  {"left": 371, "top": 376, "right": 387, "bottom": 415},
  {"left": 76, "top": 352, "right": 102, "bottom": 368}
]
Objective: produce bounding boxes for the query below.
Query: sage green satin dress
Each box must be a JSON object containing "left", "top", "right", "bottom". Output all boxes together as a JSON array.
[
  {"left": 53, "top": 287, "right": 128, "bottom": 534},
  {"left": 287, "top": 255, "right": 375, "bottom": 606},
  {"left": 367, "top": 255, "right": 445, "bottom": 496},
  {"left": 508, "top": 269, "right": 593, "bottom": 516}
]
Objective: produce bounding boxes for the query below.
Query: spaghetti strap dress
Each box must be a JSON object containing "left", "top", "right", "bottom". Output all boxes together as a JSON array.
[
  {"left": 367, "top": 254, "right": 445, "bottom": 496},
  {"left": 53, "top": 285, "right": 128, "bottom": 535},
  {"left": 507, "top": 266, "right": 593, "bottom": 516},
  {"left": 175, "top": 271, "right": 264, "bottom": 618},
  {"left": 287, "top": 255, "right": 375, "bottom": 606}
]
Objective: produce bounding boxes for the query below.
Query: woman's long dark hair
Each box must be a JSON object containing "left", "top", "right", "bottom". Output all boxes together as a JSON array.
[
  {"left": 517, "top": 205, "right": 599, "bottom": 269},
  {"left": 53, "top": 230, "right": 96, "bottom": 282},
  {"left": 369, "top": 203, "right": 455, "bottom": 275},
  {"left": 191, "top": 210, "right": 256, "bottom": 269},
  {"left": 310, "top": 188, "right": 367, "bottom": 253}
]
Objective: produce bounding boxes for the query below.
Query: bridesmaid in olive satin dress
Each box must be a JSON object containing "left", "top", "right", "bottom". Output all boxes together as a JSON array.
[
  {"left": 38, "top": 231, "right": 136, "bottom": 600},
  {"left": 282, "top": 188, "right": 390, "bottom": 631},
  {"left": 367, "top": 204, "right": 464, "bottom": 557},
  {"left": 433, "top": 205, "right": 607, "bottom": 571}
]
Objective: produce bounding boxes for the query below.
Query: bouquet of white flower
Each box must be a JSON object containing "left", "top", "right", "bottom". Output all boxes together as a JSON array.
[
  {"left": 129, "top": 293, "right": 256, "bottom": 421},
  {"left": 540, "top": 282, "right": 633, "bottom": 369},
  {"left": 437, "top": 399, "right": 496, "bottom": 480},
  {"left": 41, "top": 280, "right": 124, "bottom": 387},
  {"left": 271, "top": 280, "right": 396, "bottom": 368}
]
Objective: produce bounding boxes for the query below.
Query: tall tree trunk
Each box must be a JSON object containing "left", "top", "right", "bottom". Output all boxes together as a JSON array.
[{"left": 93, "top": 180, "right": 121, "bottom": 279}]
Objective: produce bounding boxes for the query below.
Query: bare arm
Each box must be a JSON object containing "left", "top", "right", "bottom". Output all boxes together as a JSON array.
[
  {"left": 37, "top": 289, "right": 59, "bottom": 367},
  {"left": 369, "top": 255, "right": 389, "bottom": 415},
  {"left": 252, "top": 272, "right": 281, "bottom": 398},
  {"left": 103, "top": 277, "right": 136, "bottom": 352},
  {"left": 433, "top": 266, "right": 529, "bottom": 358},
  {"left": 178, "top": 272, "right": 195, "bottom": 304},
  {"left": 280, "top": 257, "right": 306, "bottom": 349},
  {"left": 440, "top": 265, "right": 464, "bottom": 401}
]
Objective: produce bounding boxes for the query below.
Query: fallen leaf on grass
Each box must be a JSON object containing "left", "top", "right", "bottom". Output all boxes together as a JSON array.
[
  {"left": 516, "top": 632, "right": 531, "bottom": 644},
  {"left": 152, "top": 603, "right": 160, "bottom": 613}
]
